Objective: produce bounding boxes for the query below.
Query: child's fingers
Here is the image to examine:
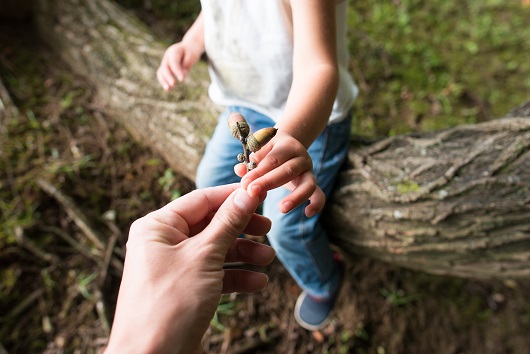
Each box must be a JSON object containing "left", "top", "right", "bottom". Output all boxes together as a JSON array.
[
  {"left": 156, "top": 63, "right": 174, "bottom": 90},
  {"left": 244, "top": 156, "right": 309, "bottom": 197},
  {"left": 234, "top": 163, "right": 247, "bottom": 177},
  {"left": 241, "top": 148, "right": 308, "bottom": 190},
  {"left": 278, "top": 171, "right": 318, "bottom": 213},
  {"left": 304, "top": 186, "right": 326, "bottom": 218},
  {"left": 167, "top": 53, "right": 185, "bottom": 82}
]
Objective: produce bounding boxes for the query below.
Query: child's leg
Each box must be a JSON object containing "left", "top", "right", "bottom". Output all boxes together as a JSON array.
[{"left": 263, "top": 117, "right": 352, "bottom": 298}]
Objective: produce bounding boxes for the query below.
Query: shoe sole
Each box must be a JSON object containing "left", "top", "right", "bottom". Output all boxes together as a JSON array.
[
  {"left": 293, "top": 291, "right": 332, "bottom": 331},
  {"left": 294, "top": 260, "right": 346, "bottom": 331}
]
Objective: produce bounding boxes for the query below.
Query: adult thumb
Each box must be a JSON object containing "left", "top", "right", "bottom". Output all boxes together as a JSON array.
[{"left": 202, "top": 188, "right": 260, "bottom": 252}]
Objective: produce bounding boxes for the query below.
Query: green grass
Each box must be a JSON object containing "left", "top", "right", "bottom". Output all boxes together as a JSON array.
[{"left": 348, "top": 0, "right": 530, "bottom": 136}]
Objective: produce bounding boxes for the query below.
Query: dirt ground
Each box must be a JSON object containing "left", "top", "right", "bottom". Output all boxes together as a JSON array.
[
  {"left": 215, "top": 254, "right": 530, "bottom": 354},
  {"left": 2, "top": 15, "right": 530, "bottom": 354}
]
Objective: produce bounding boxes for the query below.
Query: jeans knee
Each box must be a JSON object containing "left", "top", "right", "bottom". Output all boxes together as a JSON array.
[{"left": 195, "top": 162, "right": 210, "bottom": 189}]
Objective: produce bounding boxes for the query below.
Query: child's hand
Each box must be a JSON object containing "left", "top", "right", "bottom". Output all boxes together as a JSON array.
[
  {"left": 156, "top": 42, "right": 202, "bottom": 90},
  {"left": 234, "top": 132, "right": 326, "bottom": 218}
]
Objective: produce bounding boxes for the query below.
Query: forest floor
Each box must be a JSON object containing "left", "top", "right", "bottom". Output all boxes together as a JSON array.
[{"left": 2, "top": 5, "right": 530, "bottom": 354}]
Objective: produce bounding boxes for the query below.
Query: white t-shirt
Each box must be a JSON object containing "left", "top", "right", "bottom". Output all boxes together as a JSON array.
[{"left": 200, "top": 0, "right": 358, "bottom": 124}]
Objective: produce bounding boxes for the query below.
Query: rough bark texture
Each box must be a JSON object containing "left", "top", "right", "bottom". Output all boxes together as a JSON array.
[
  {"left": 34, "top": 0, "right": 530, "bottom": 279},
  {"left": 35, "top": 0, "right": 218, "bottom": 180},
  {"left": 325, "top": 102, "right": 530, "bottom": 279}
]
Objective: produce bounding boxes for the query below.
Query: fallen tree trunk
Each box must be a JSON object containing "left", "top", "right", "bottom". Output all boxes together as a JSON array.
[
  {"left": 34, "top": 0, "right": 530, "bottom": 279},
  {"left": 326, "top": 102, "right": 530, "bottom": 279}
]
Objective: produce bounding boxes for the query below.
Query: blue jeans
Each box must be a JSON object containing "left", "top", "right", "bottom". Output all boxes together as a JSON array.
[{"left": 196, "top": 106, "right": 351, "bottom": 298}]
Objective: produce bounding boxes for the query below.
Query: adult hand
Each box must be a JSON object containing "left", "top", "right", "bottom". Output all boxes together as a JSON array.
[
  {"left": 234, "top": 132, "right": 326, "bottom": 218},
  {"left": 105, "top": 185, "right": 275, "bottom": 354}
]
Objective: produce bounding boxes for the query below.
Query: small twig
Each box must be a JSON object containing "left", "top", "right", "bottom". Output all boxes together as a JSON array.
[
  {"left": 0, "top": 340, "right": 9, "bottom": 354},
  {"left": 98, "top": 232, "right": 119, "bottom": 286},
  {"left": 5, "top": 289, "right": 44, "bottom": 320},
  {"left": 225, "top": 329, "right": 281, "bottom": 354},
  {"left": 37, "top": 178, "right": 106, "bottom": 250},
  {"left": 236, "top": 123, "right": 251, "bottom": 172},
  {"left": 15, "top": 226, "right": 59, "bottom": 264},
  {"left": 40, "top": 225, "right": 104, "bottom": 261},
  {"left": 93, "top": 288, "right": 111, "bottom": 336}
]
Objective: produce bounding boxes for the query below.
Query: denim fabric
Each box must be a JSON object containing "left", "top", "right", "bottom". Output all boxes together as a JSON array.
[{"left": 196, "top": 106, "right": 351, "bottom": 298}]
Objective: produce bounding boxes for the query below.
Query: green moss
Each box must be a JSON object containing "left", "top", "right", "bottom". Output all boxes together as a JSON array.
[{"left": 396, "top": 180, "right": 421, "bottom": 194}]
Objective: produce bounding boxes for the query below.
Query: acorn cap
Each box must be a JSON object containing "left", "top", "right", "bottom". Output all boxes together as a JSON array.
[
  {"left": 227, "top": 112, "right": 250, "bottom": 141},
  {"left": 246, "top": 127, "right": 278, "bottom": 152}
]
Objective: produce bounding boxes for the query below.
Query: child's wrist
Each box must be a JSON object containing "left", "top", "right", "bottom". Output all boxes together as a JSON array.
[
  {"left": 182, "top": 35, "right": 204, "bottom": 57},
  {"left": 273, "top": 128, "right": 311, "bottom": 149}
]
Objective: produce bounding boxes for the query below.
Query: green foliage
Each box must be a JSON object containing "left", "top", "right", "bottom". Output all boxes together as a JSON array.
[
  {"left": 158, "top": 168, "right": 182, "bottom": 200},
  {"left": 349, "top": 0, "right": 530, "bottom": 137},
  {"left": 380, "top": 287, "right": 418, "bottom": 307},
  {"left": 395, "top": 180, "right": 421, "bottom": 194},
  {"left": 211, "top": 295, "right": 237, "bottom": 332}
]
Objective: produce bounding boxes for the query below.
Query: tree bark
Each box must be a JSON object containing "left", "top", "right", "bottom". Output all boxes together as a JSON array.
[
  {"left": 35, "top": 0, "right": 218, "bottom": 180},
  {"left": 34, "top": 0, "right": 530, "bottom": 279},
  {"left": 325, "top": 103, "right": 530, "bottom": 279}
]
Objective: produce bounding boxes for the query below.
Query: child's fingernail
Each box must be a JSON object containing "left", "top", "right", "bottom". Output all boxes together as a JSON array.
[
  {"left": 282, "top": 200, "right": 293, "bottom": 213},
  {"left": 234, "top": 189, "right": 256, "bottom": 214},
  {"left": 249, "top": 184, "right": 262, "bottom": 196}
]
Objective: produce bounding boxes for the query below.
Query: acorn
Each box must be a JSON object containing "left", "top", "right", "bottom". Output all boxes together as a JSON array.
[
  {"left": 246, "top": 127, "right": 278, "bottom": 152},
  {"left": 246, "top": 161, "right": 257, "bottom": 171},
  {"left": 237, "top": 153, "right": 245, "bottom": 162},
  {"left": 227, "top": 112, "right": 250, "bottom": 141}
]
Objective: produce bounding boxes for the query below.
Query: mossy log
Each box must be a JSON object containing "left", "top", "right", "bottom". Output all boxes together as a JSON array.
[{"left": 34, "top": 0, "right": 530, "bottom": 279}]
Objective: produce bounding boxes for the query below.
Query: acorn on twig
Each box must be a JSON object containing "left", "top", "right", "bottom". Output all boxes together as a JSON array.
[
  {"left": 227, "top": 112, "right": 250, "bottom": 142},
  {"left": 226, "top": 111, "right": 277, "bottom": 172},
  {"left": 246, "top": 127, "right": 278, "bottom": 152}
]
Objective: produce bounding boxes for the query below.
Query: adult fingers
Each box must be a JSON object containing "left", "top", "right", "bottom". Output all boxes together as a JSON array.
[
  {"left": 224, "top": 239, "right": 276, "bottom": 265},
  {"left": 155, "top": 184, "right": 240, "bottom": 234},
  {"left": 189, "top": 212, "right": 271, "bottom": 237},
  {"left": 200, "top": 188, "right": 262, "bottom": 253},
  {"left": 222, "top": 269, "right": 269, "bottom": 294}
]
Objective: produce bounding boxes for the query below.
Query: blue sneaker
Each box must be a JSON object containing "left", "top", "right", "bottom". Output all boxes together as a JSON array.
[{"left": 294, "top": 265, "right": 343, "bottom": 331}]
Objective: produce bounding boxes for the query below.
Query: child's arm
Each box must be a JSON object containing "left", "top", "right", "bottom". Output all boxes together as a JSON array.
[
  {"left": 279, "top": 0, "right": 339, "bottom": 148},
  {"left": 156, "top": 12, "right": 205, "bottom": 90},
  {"left": 239, "top": 0, "right": 338, "bottom": 217}
]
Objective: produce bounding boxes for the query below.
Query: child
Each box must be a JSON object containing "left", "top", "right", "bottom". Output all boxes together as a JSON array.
[{"left": 157, "top": 0, "right": 357, "bottom": 330}]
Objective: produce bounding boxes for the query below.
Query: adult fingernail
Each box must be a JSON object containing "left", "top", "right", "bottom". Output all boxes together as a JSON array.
[{"left": 234, "top": 189, "right": 256, "bottom": 214}]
